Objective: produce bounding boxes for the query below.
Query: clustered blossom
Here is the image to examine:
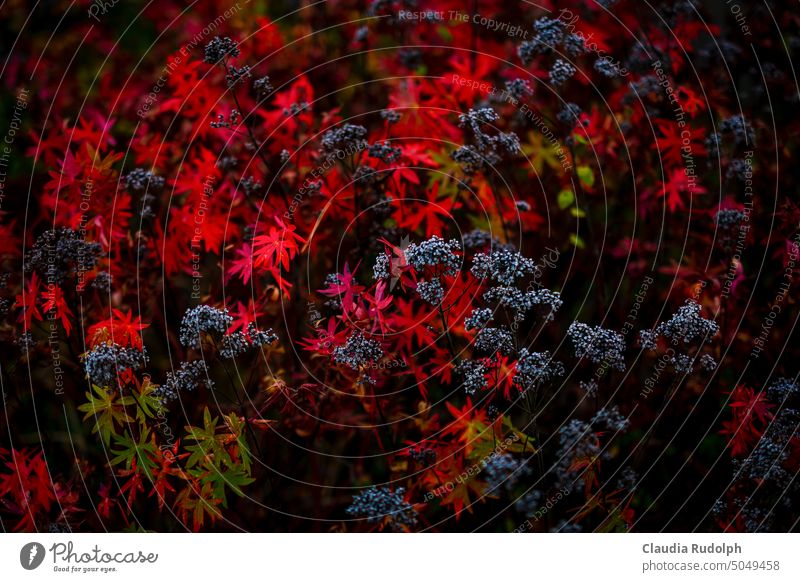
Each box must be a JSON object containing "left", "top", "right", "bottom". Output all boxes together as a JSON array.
[
  {"left": 549, "top": 59, "right": 577, "bottom": 86},
  {"left": 380, "top": 109, "right": 402, "bottom": 123},
  {"left": 766, "top": 377, "right": 799, "bottom": 403},
  {"left": 579, "top": 379, "right": 598, "bottom": 397},
  {"left": 17, "top": 331, "right": 34, "bottom": 354},
  {"left": 567, "top": 322, "right": 627, "bottom": 371},
  {"left": 562, "top": 33, "right": 586, "bottom": 58},
  {"left": 404, "top": 236, "right": 461, "bottom": 275},
  {"left": 505, "top": 78, "right": 533, "bottom": 100},
  {"left": 451, "top": 145, "right": 487, "bottom": 174},
  {"left": 179, "top": 305, "right": 234, "bottom": 349},
  {"left": 333, "top": 331, "right": 383, "bottom": 369},
  {"left": 735, "top": 438, "right": 789, "bottom": 485},
  {"left": 155, "top": 360, "right": 214, "bottom": 403},
  {"left": 515, "top": 489, "right": 542, "bottom": 516},
  {"left": 239, "top": 176, "right": 263, "bottom": 197},
  {"left": 557, "top": 102, "right": 583, "bottom": 126},
  {"left": 625, "top": 74, "right": 662, "bottom": 100},
  {"left": 416, "top": 278, "right": 444, "bottom": 306},
  {"left": 638, "top": 329, "right": 658, "bottom": 350},
  {"left": 368, "top": 141, "right": 402, "bottom": 163},
  {"left": 220, "top": 324, "right": 278, "bottom": 359},
  {"left": 125, "top": 168, "right": 165, "bottom": 192},
  {"left": 653, "top": 300, "right": 719, "bottom": 345},
  {"left": 252, "top": 75, "right": 273, "bottom": 98},
  {"left": 210, "top": 110, "right": 240, "bottom": 129},
  {"left": 226, "top": 65, "right": 252, "bottom": 87},
  {"left": 458, "top": 108, "right": 499, "bottom": 149},
  {"left": 555, "top": 419, "right": 598, "bottom": 487},
  {"left": 125, "top": 168, "right": 164, "bottom": 219},
  {"left": 283, "top": 102, "right": 309, "bottom": 117},
  {"left": 513, "top": 348, "right": 565, "bottom": 389},
  {"left": 346, "top": 486, "right": 418, "bottom": 531},
  {"left": 471, "top": 248, "right": 536, "bottom": 285},
  {"left": 698, "top": 353, "right": 717, "bottom": 371},
  {"left": 591, "top": 405, "right": 630, "bottom": 432},
  {"left": 352, "top": 165, "right": 378, "bottom": 186},
  {"left": 474, "top": 327, "right": 514, "bottom": 355},
  {"left": 452, "top": 107, "right": 520, "bottom": 173},
  {"left": 320, "top": 124, "right": 368, "bottom": 153},
  {"left": 594, "top": 57, "right": 620, "bottom": 77},
  {"left": 518, "top": 17, "right": 565, "bottom": 60},
  {"left": 455, "top": 359, "right": 489, "bottom": 395},
  {"left": 84, "top": 343, "right": 147, "bottom": 388},
  {"left": 203, "top": 36, "right": 239, "bottom": 64},
  {"left": 26, "top": 228, "right": 102, "bottom": 284},
  {"left": 474, "top": 248, "right": 563, "bottom": 323},
  {"left": 638, "top": 301, "right": 720, "bottom": 372},
  {"left": 483, "top": 455, "right": 532, "bottom": 493},
  {"left": 720, "top": 114, "right": 755, "bottom": 145},
  {"left": 464, "top": 308, "right": 493, "bottom": 331},
  {"left": 462, "top": 229, "right": 500, "bottom": 250},
  {"left": 715, "top": 207, "right": 746, "bottom": 228},
  {"left": 670, "top": 353, "right": 694, "bottom": 374},
  {"left": 93, "top": 272, "right": 113, "bottom": 291},
  {"left": 616, "top": 466, "right": 638, "bottom": 490},
  {"left": 372, "top": 252, "right": 391, "bottom": 280}
]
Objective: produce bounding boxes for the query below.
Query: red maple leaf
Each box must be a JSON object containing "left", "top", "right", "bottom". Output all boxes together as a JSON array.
[
  {"left": 397, "top": 182, "right": 458, "bottom": 238},
  {"left": 720, "top": 385, "right": 774, "bottom": 456},
  {"left": 319, "top": 262, "right": 364, "bottom": 315},
  {"left": 676, "top": 86, "right": 705, "bottom": 117},
  {"left": 226, "top": 242, "right": 255, "bottom": 285},
  {"left": 41, "top": 285, "right": 75, "bottom": 336},
  {"left": 251, "top": 217, "right": 305, "bottom": 272},
  {"left": 443, "top": 398, "right": 490, "bottom": 448},
  {"left": 366, "top": 281, "right": 393, "bottom": 335},
  {"left": 655, "top": 119, "right": 705, "bottom": 167},
  {"left": 15, "top": 272, "right": 42, "bottom": 330},
  {"left": 227, "top": 299, "right": 265, "bottom": 335},
  {"left": 86, "top": 309, "right": 148, "bottom": 349},
  {"left": 0, "top": 448, "right": 57, "bottom": 531},
  {"left": 660, "top": 168, "right": 707, "bottom": 212}
]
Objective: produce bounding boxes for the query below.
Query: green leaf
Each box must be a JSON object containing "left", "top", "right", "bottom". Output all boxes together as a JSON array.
[
  {"left": 557, "top": 189, "right": 575, "bottom": 210},
  {"left": 110, "top": 428, "right": 158, "bottom": 477},
  {"left": 570, "top": 233, "right": 586, "bottom": 249},
  {"left": 184, "top": 407, "right": 238, "bottom": 471},
  {"left": 577, "top": 165, "right": 595, "bottom": 188},
  {"left": 436, "top": 25, "right": 453, "bottom": 42},
  {"left": 132, "top": 378, "right": 164, "bottom": 424},
  {"left": 77, "top": 385, "right": 134, "bottom": 446},
  {"left": 183, "top": 408, "right": 254, "bottom": 506},
  {"left": 204, "top": 467, "right": 255, "bottom": 507}
]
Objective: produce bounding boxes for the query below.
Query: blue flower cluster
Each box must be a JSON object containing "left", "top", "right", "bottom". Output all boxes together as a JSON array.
[
  {"left": 179, "top": 305, "right": 234, "bottom": 350},
  {"left": 346, "top": 486, "right": 418, "bottom": 531},
  {"left": 84, "top": 343, "right": 148, "bottom": 388},
  {"left": 155, "top": 360, "right": 214, "bottom": 403},
  {"left": 404, "top": 236, "right": 461, "bottom": 275},
  {"left": 333, "top": 331, "right": 383, "bottom": 370},
  {"left": 513, "top": 348, "right": 565, "bottom": 390},
  {"left": 567, "top": 321, "right": 627, "bottom": 371}
]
